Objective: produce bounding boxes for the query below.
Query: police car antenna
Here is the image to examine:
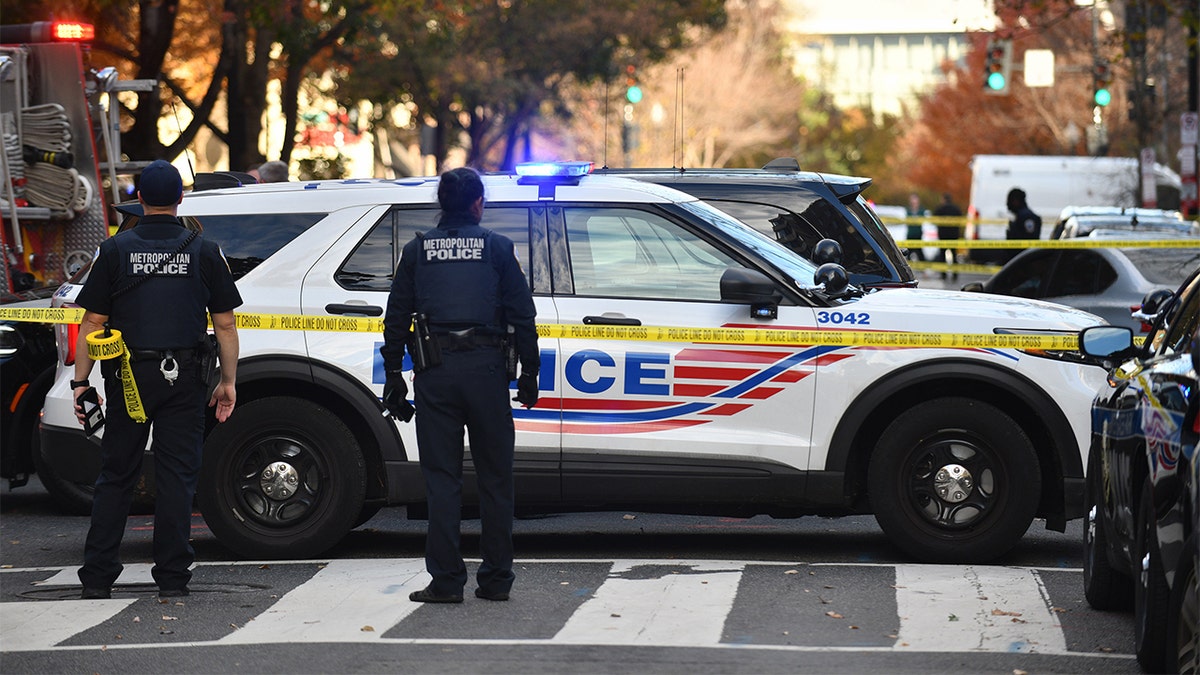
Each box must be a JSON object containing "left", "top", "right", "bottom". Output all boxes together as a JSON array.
[{"left": 170, "top": 99, "right": 196, "bottom": 182}]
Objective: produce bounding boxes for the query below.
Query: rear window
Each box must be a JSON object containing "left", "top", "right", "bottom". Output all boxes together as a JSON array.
[
  {"left": 71, "top": 212, "right": 324, "bottom": 285},
  {"left": 189, "top": 213, "right": 325, "bottom": 280},
  {"left": 1122, "top": 248, "right": 1200, "bottom": 286}
]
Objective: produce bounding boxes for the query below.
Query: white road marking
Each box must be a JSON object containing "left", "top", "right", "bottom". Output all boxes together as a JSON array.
[
  {"left": 893, "top": 564, "right": 1067, "bottom": 653},
  {"left": 552, "top": 560, "right": 742, "bottom": 646},
  {"left": 0, "top": 599, "right": 138, "bottom": 652},
  {"left": 218, "top": 558, "right": 428, "bottom": 644},
  {"left": 37, "top": 563, "right": 156, "bottom": 587}
]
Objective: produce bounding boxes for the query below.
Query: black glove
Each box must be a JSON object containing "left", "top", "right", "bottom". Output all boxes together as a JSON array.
[
  {"left": 512, "top": 372, "right": 539, "bottom": 408},
  {"left": 383, "top": 373, "right": 414, "bottom": 422}
]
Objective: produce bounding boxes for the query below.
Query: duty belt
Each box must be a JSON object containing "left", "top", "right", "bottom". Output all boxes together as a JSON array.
[
  {"left": 432, "top": 331, "right": 505, "bottom": 352},
  {"left": 127, "top": 348, "right": 197, "bottom": 362}
]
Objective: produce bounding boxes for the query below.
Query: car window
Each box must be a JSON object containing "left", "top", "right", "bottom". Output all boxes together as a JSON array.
[
  {"left": 188, "top": 213, "right": 324, "bottom": 280},
  {"left": 711, "top": 199, "right": 873, "bottom": 277},
  {"left": 336, "top": 207, "right": 532, "bottom": 292},
  {"left": 1043, "top": 250, "right": 1115, "bottom": 297},
  {"left": 1155, "top": 274, "right": 1200, "bottom": 357},
  {"left": 565, "top": 207, "right": 743, "bottom": 301},
  {"left": 1121, "top": 248, "right": 1200, "bottom": 286},
  {"left": 989, "top": 250, "right": 1056, "bottom": 298}
]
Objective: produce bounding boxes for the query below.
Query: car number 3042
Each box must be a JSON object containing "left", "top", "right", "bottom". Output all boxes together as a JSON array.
[{"left": 816, "top": 311, "right": 870, "bottom": 325}]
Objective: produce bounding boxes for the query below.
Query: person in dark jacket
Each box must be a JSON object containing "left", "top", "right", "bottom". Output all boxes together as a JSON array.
[
  {"left": 380, "top": 167, "right": 539, "bottom": 604},
  {"left": 933, "top": 193, "right": 964, "bottom": 279},
  {"left": 1005, "top": 188, "right": 1042, "bottom": 262},
  {"left": 72, "top": 159, "right": 241, "bottom": 600}
]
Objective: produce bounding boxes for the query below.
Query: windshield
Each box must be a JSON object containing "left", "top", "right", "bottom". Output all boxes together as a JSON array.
[
  {"left": 678, "top": 200, "right": 818, "bottom": 287},
  {"left": 1123, "top": 248, "right": 1200, "bottom": 286}
]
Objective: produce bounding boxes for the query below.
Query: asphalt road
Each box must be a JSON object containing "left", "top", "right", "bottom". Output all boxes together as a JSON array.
[{"left": 0, "top": 475, "right": 1140, "bottom": 674}]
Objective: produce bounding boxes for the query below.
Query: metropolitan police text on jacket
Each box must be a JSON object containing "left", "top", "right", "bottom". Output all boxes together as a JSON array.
[
  {"left": 127, "top": 252, "right": 192, "bottom": 275},
  {"left": 424, "top": 237, "right": 484, "bottom": 261}
]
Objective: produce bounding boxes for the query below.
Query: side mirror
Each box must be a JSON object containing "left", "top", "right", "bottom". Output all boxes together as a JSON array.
[
  {"left": 720, "top": 268, "right": 782, "bottom": 319},
  {"left": 960, "top": 282, "right": 984, "bottom": 293},
  {"left": 1078, "top": 325, "right": 1135, "bottom": 359}
]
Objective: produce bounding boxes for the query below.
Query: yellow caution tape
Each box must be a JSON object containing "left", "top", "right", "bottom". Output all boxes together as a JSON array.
[
  {"left": 0, "top": 306, "right": 85, "bottom": 323},
  {"left": 908, "top": 261, "right": 1003, "bottom": 275},
  {"left": 84, "top": 328, "right": 146, "bottom": 423},
  {"left": 896, "top": 238, "right": 1200, "bottom": 249},
  {"left": 0, "top": 308, "right": 1092, "bottom": 351}
]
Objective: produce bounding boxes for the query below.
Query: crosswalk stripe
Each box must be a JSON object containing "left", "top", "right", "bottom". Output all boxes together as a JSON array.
[
  {"left": 219, "top": 558, "right": 428, "bottom": 644},
  {"left": 552, "top": 560, "right": 743, "bottom": 646},
  {"left": 37, "top": 563, "right": 156, "bottom": 587},
  {"left": 0, "top": 599, "right": 138, "bottom": 652},
  {"left": 893, "top": 564, "right": 1067, "bottom": 653},
  {"left": 218, "top": 558, "right": 428, "bottom": 644}
]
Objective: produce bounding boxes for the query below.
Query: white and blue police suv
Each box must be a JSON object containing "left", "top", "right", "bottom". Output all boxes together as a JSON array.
[{"left": 41, "top": 162, "right": 1108, "bottom": 563}]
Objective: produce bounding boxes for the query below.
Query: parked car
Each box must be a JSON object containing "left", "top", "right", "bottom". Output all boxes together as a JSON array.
[
  {"left": 1080, "top": 266, "right": 1200, "bottom": 672},
  {"left": 596, "top": 160, "right": 917, "bottom": 288},
  {"left": 0, "top": 319, "right": 56, "bottom": 489},
  {"left": 961, "top": 244, "right": 1199, "bottom": 332},
  {"left": 1051, "top": 206, "right": 1189, "bottom": 240},
  {"left": 41, "top": 162, "right": 1109, "bottom": 563}
]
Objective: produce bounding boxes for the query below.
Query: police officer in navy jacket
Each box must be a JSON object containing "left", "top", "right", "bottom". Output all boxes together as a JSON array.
[
  {"left": 381, "top": 166, "right": 539, "bottom": 603},
  {"left": 72, "top": 160, "right": 242, "bottom": 600}
]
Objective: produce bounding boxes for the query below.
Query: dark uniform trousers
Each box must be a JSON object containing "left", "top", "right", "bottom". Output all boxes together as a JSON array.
[
  {"left": 78, "top": 355, "right": 206, "bottom": 592},
  {"left": 413, "top": 346, "right": 515, "bottom": 597}
]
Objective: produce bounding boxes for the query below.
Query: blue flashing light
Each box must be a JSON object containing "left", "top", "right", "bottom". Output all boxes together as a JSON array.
[{"left": 515, "top": 161, "right": 594, "bottom": 179}]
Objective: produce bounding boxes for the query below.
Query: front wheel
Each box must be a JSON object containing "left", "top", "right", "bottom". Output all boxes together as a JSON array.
[
  {"left": 1134, "top": 478, "right": 1171, "bottom": 672},
  {"left": 198, "top": 397, "right": 366, "bottom": 559},
  {"left": 1082, "top": 449, "right": 1132, "bottom": 609},
  {"left": 1167, "top": 533, "right": 1199, "bottom": 674},
  {"left": 868, "top": 397, "right": 1040, "bottom": 563}
]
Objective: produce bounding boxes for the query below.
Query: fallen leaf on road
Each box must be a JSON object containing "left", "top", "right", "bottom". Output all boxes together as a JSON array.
[
  {"left": 825, "top": 611, "right": 843, "bottom": 619},
  {"left": 991, "top": 609, "right": 1022, "bottom": 617},
  {"left": 361, "top": 625, "right": 375, "bottom": 632},
  {"left": 784, "top": 569, "right": 799, "bottom": 575}
]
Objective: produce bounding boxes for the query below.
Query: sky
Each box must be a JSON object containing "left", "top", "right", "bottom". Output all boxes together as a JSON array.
[{"left": 784, "top": 0, "right": 997, "bottom": 35}]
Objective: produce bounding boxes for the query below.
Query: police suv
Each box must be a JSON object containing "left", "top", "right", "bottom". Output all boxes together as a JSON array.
[{"left": 41, "top": 162, "right": 1108, "bottom": 563}]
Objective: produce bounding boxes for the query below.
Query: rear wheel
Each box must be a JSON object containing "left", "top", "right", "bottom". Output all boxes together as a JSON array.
[
  {"left": 198, "top": 397, "right": 366, "bottom": 559},
  {"left": 868, "top": 397, "right": 1040, "bottom": 563},
  {"left": 1134, "top": 478, "right": 1171, "bottom": 672},
  {"left": 1082, "top": 450, "right": 1132, "bottom": 609},
  {"left": 1167, "top": 534, "right": 1199, "bottom": 674}
]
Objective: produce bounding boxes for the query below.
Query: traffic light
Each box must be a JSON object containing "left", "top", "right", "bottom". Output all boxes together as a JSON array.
[
  {"left": 624, "top": 64, "right": 642, "bottom": 104},
  {"left": 982, "top": 39, "right": 1012, "bottom": 95},
  {"left": 1092, "top": 60, "right": 1112, "bottom": 107}
]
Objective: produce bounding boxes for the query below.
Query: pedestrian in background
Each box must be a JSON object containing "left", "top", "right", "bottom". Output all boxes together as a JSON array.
[
  {"left": 72, "top": 159, "right": 241, "bottom": 600},
  {"left": 904, "top": 192, "right": 927, "bottom": 262},
  {"left": 380, "top": 166, "right": 540, "bottom": 604},
  {"left": 1005, "top": 187, "right": 1042, "bottom": 262},
  {"left": 933, "top": 192, "right": 963, "bottom": 280},
  {"left": 255, "top": 160, "right": 289, "bottom": 183}
]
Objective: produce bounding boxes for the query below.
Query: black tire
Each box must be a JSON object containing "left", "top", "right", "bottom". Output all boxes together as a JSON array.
[
  {"left": 1166, "top": 533, "right": 1199, "bottom": 674},
  {"left": 33, "top": 439, "right": 95, "bottom": 516},
  {"left": 868, "top": 397, "right": 1041, "bottom": 563},
  {"left": 198, "top": 397, "right": 366, "bottom": 559},
  {"left": 1134, "top": 478, "right": 1171, "bottom": 672},
  {"left": 1083, "top": 450, "right": 1133, "bottom": 610}
]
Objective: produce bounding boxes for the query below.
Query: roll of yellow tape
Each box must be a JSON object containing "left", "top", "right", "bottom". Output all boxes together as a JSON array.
[{"left": 86, "top": 329, "right": 125, "bottom": 361}]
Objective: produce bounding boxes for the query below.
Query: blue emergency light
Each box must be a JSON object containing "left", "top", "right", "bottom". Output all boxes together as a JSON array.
[{"left": 515, "top": 161, "right": 593, "bottom": 179}]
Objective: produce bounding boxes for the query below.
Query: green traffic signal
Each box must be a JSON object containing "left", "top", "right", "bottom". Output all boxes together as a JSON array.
[
  {"left": 1094, "top": 87, "right": 1111, "bottom": 106},
  {"left": 625, "top": 85, "right": 643, "bottom": 104},
  {"left": 986, "top": 72, "right": 1006, "bottom": 91}
]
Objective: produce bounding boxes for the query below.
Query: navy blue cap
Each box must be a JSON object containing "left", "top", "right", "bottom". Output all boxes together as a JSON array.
[{"left": 139, "top": 160, "right": 183, "bottom": 206}]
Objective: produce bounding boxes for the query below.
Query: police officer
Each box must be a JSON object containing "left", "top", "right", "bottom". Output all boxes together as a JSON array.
[
  {"left": 72, "top": 159, "right": 242, "bottom": 600},
  {"left": 1005, "top": 187, "right": 1042, "bottom": 262},
  {"left": 380, "top": 166, "right": 539, "bottom": 604}
]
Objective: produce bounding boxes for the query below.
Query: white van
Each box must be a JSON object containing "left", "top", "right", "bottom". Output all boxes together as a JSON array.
[{"left": 968, "top": 155, "right": 1183, "bottom": 231}]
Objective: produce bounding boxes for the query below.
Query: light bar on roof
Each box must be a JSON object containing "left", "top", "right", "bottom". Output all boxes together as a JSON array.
[{"left": 515, "top": 161, "right": 593, "bottom": 179}]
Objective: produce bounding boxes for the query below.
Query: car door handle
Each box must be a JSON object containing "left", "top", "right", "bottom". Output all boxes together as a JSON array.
[
  {"left": 583, "top": 315, "right": 642, "bottom": 326},
  {"left": 325, "top": 303, "right": 384, "bottom": 317}
]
